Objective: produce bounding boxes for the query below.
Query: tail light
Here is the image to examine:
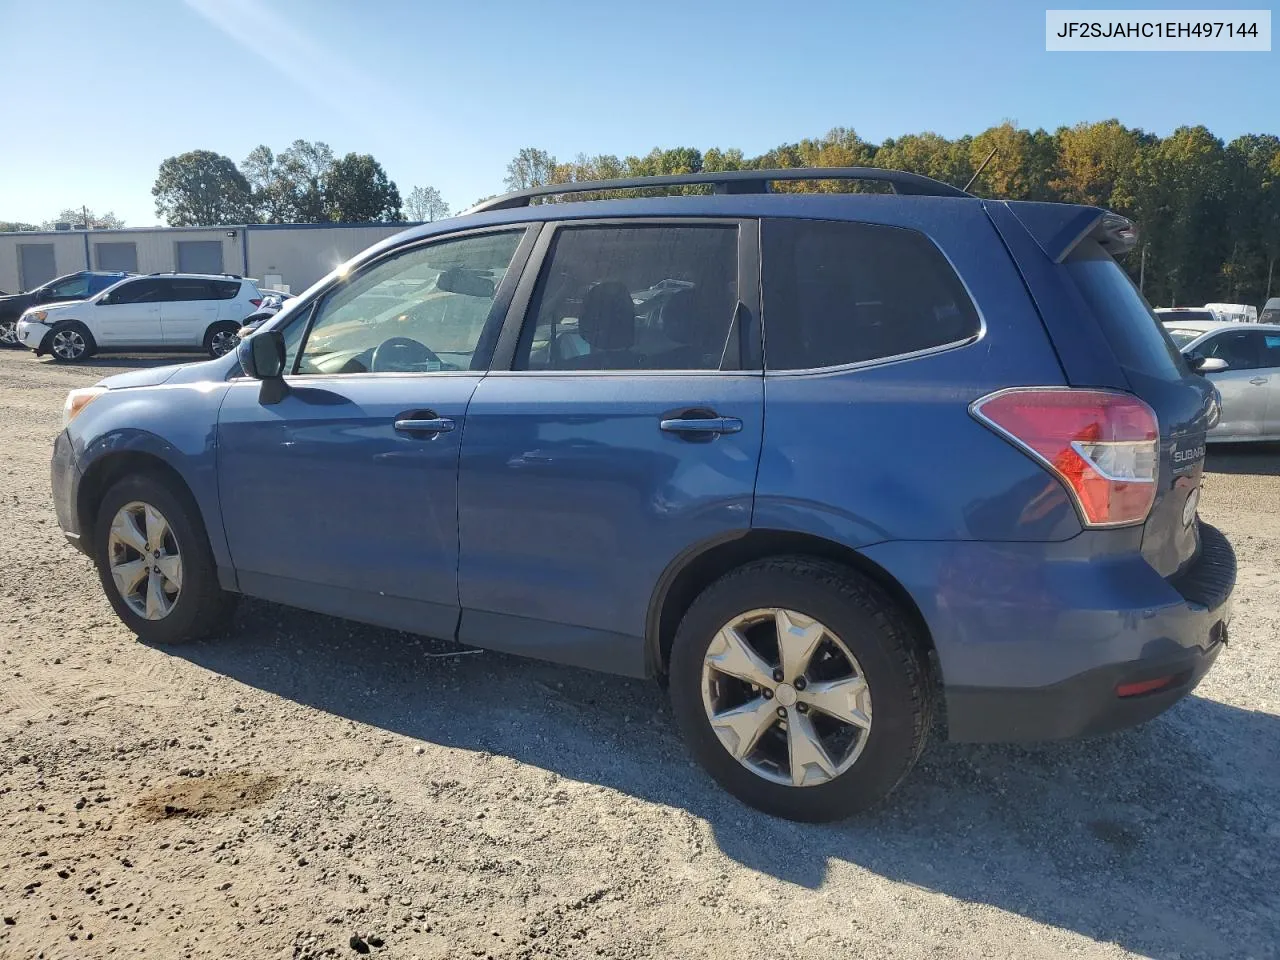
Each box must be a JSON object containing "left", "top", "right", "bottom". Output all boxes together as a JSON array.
[
  {"left": 249, "top": 298, "right": 262, "bottom": 307},
  {"left": 971, "top": 388, "right": 1159, "bottom": 528}
]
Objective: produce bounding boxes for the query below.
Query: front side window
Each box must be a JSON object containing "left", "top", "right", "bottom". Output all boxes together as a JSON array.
[
  {"left": 761, "top": 219, "right": 980, "bottom": 371},
  {"left": 296, "top": 231, "right": 523, "bottom": 376},
  {"left": 46, "top": 274, "right": 91, "bottom": 299},
  {"left": 1201, "top": 331, "right": 1263, "bottom": 370},
  {"left": 515, "top": 224, "right": 739, "bottom": 371}
]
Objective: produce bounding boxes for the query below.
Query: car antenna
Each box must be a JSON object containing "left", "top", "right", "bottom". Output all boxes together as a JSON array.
[{"left": 964, "top": 147, "right": 999, "bottom": 194}]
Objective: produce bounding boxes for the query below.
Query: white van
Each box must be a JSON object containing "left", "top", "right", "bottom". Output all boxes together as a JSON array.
[{"left": 1204, "top": 302, "right": 1259, "bottom": 323}]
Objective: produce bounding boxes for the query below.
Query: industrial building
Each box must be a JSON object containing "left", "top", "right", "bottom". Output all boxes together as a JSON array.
[{"left": 0, "top": 221, "right": 420, "bottom": 295}]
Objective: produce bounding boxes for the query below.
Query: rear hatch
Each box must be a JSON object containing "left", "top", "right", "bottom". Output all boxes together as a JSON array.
[{"left": 988, "top": 202, "right": 1216, "bottom": 578}]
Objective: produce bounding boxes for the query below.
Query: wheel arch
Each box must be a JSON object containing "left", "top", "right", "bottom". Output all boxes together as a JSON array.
[
  {"left": 48, "top": 317, "right": 97, "bottom": 353},
  {"left": 645, "top": 529, "right": 939, "bottom": 689},
  {"left": 78, "top": 449, "right": 202, "bottom": 559},
  {"left": 203, "top": 318, "right": 241, "bottom": 347}
]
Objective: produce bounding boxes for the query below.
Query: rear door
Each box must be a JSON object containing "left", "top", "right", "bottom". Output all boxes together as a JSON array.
[
  {"left": 92, "top": 277, "right": 165, "bottom": 346},
  {"left": 1196, "top": 329, "right": 1270, "bottom": 439},
  {"left": 160, "top": 278, "right": 220, "bottom": 346},
  {"left": 456, "top": 219, "right": 763, "bottom": 676}
]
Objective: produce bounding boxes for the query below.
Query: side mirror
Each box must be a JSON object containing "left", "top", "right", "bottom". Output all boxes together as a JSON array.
[
  {"left": 1196, "top": 356, "right": 1229, "bottom": 373},
  {"left": 237, "top": 329, "right": 289, "bottom": 403}
]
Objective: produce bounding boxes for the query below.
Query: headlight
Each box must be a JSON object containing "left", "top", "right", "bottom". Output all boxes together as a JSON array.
[
  {"left": 26, "top": 310, "right": 48, "bottom": 323},
  {"left": 63, "top": 387, "right": 106, "bottom": 427}
]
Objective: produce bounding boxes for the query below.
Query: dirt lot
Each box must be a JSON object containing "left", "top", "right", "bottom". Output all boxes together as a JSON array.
[{"left": 1, "top": 349, "right": 1278, "bottom": 960}]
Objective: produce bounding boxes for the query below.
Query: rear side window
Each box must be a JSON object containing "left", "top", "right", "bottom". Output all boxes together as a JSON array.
[
  {"left": 1064, "top": 240, "right": 1187, "bottom": 379},
  {"left": 210, "top": 280, "right": 241, "bottom": 299},
  {"left": 515, "top": 224, "right": 739, "bottom": 371},
  {"left": 169, "top": 279, "right": 215, "bottom": 301},
  {"left": 761, "top": 219, "right": 980, "bottom": 371}
]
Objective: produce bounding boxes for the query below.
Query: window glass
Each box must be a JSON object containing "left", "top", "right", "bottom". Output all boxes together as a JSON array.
[
  {"left": 516, "top": 225, "right": 739, "bottom": 371},
  {"left": 88, "top": 275, "right": 123, "bottom": 295},
  {"left": 210, "top": 280, "right": 241, "bottom": 300},
  {"left": 297, "top": 231, "right": 522, "bottom": 376},
  {"left": 1064, "top": 240, "right": 1187, "bottom": 378},
  {"left": 106, "top": 278, "right": 164, "bottom": 304},
  {"left": 47, "top": 274, "right": 90, "bottom": 298},
  {"left": 1201, "top": 331, "right": 1262, "bottom": 370},
  {"left": 761, "top": 219, "right": 979, "bottom": 370},
  {"left": 169, "top": 279, "right": 215, "bottom": 301},
  {"left": 1165, "top": 328, "right": 1204, "bottom": 348}
]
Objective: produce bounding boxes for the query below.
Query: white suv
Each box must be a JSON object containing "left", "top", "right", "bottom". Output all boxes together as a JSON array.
[{"left": 16, "top": 274, "right": 264, "bottom": 362}]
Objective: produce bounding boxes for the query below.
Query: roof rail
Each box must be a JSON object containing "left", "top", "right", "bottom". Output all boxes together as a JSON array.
[{"left": 466, "top": 167, "right": 971, "bottom": 214}]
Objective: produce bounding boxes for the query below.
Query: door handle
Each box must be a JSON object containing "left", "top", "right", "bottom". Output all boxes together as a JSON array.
[
  {"left": 659, "top": 416, "right": 743, "bottom": 436},
  {"left": 1250, "top": 377, "right": 1269, "bottom": 385},
  {"left": 394, "top": 417, "right": 455, "bottom": 435}
]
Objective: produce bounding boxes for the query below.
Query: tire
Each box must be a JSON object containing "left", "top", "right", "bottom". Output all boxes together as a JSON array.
[
  {"left": 668, "top": 557, "right": 933, "bottom": 821},
  {"left": 0, "top": 317, "right": 18, "bottom": 348},
  {"left": 47, "top": 320, "right": 94, "bottom": 362},
  {"left": 92, "top": 472, "right": 237, "bottom": 644},
  {"left": 204, "top": 321, "right": 241, "bottom": 359}
]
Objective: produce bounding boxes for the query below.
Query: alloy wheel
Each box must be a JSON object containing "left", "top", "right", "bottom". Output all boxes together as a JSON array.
[
  {"left": 107, "top": 501, "right": 183, "bottom": 620},
  {"left": 210, "top": 330, "right": 238, "bottom": 357},
  {"left": 51, "top": 329, "right": 86, "bottom": 360},
  {"left": 0, "top": 320, "right": 16, "bottom": 345},
  {"left": 701, "top": 608, "right": 872, "bottom": 787}
]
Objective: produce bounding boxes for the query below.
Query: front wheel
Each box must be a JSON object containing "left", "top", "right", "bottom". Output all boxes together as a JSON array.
[
  {"left": 0, "top": 318, "right": 18, "bottom": 347},
  {"left": 92, "top": 473, "right": 237, "bottom": 644},
  {"left": 48, "top": 321, "right": 94, "bottom": 362},
  {"left": 668, "top": 557, "right": 933, "bottom": 821}
]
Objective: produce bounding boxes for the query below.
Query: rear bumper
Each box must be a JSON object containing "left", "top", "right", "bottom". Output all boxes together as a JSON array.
[{"left": 860, "top": 521, "right": 1235, "bottom": 743}]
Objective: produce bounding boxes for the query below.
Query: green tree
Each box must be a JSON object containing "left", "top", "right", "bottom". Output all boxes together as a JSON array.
[
  {"left": 152, "top": 150, "right": 253, "bottom": 226},
  {"left": 278, "top": 140, "right": 336, "bottom": 222},
  {"left": 326, "top": 153, "right": 402, "bottom": 222},
  {"left": 405, "top": 185, "right": 450, "bottom": 221},
  {"left": 504, "top": 147, "right": 558, "bottom": 193},
  {"left": 241, "top": 145, "right": 291, "bottom": 223},
  {"left": 44, "top": 208, "right": 125, "bottom": 230},
  {"left": 968, "top": 122, "right": 1056, "bottom": 200},
  {"left": 874, "top": 132, "right": 973, "bottom": 187},
  {"left": 1050, "top": 120, "right": 1144, "bottom": 210},
  {"left": 0, "top": 221, "right": 38, "bottom": 232}
]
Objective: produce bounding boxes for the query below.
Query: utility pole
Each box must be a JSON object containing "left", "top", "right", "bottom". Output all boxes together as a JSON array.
[
  {"left": 1268, "top": 256, "right": 1275, "bottom": 301},
  {"left": 82, "top": 204, "right": 89, "bottom": 230},
  {"left": 1139, "top": 243, "right": 1147, "bottom": 295}
]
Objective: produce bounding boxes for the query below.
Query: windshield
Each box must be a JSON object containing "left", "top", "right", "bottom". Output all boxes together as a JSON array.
[{"left": 1165, "top": 328, "right": 1204, "bottom": 348}]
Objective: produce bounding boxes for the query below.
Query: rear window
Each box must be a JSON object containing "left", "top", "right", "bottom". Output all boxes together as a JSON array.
[
  {"left": 1064, "top": 240, "right": 1187, "bottom": 378},
  {"left": 1156, "top": 309, "right": 1215, "bottom": 324},
  {"left": 761, "top": 218, "right": 980, "bottom": 370}
]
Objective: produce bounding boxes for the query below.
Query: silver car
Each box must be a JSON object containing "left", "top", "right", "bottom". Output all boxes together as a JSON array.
[{"left": 1166, "top": 320, "right": 1280, "bottom": 441}]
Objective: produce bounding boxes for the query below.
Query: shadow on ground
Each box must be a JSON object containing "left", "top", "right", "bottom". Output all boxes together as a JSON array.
[
  {"left": 164, "top": 602, "right": 1280, "bottom": 959},
  {"left": 1205, "top": 442, "right": 1280, "bottom": 477}
]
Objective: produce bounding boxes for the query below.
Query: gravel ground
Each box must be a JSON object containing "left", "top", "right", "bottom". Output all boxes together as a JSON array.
[{"left": 1, "top": 349, "right": 1278, "bottom": 960}]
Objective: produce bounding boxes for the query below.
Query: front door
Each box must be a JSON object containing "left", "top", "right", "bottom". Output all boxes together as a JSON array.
[
  {"left": 216, "top": 227, "right": 533, "bottom": 639},
  {"left": 457, "top": 220, "right": 764, "bottom": 675},
  {"left": 1202, "top": 329, "right": 1270, "bottom": 440},
  {"left": 92, "top": 277, "right": 165, "bottom": 346}
]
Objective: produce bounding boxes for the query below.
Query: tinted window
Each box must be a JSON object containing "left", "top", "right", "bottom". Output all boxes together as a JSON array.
[
  {"left": 1065, "top": 240, "right": 1186, "bottom": 379},
  {"left": 46, "top": 274, "right": 90, "bottom": 299},
  {"left": 1165, "top": 328, "right": 1204, "bottom": 348},
  {"left": 106, "top": 278, "right": 164, "bottom": 304},
  {"left": 168, "top": 279, "right": 215, "bottom": 301},
  {"left": 297, "top": 231, "right": 522, "bottom": 376},
  {"left": 1156, "top": 309, "right": 1215, "bottom": 324},
  {"left": 210, "top": 280, "right": 241, "bottom": 300},
  {"left": 1264, "top": 335, "right": 1280, "bottom": 366},
  {"left": 516, "top": 224, "right": 739, "bottom": 371},
  {"left": 1201, "top": 331, "right": 1263, "bottom": 370},
  {"left": 760, "top": 219, "right": 979, "bottom": 371}
]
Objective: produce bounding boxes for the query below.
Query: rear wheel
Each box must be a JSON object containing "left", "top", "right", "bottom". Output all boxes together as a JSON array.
[
  {"left": 48, "top": 321, "right": 93, "bottom": 362},
  {"left": 92, "top": 473, "right": 237, "bottom": 644},
  {"left": 668, "top": 557, "right": 933, "bottom": 821},
  {"left": 0, "top": 318, "right": 18, "bottom": 347},
  {"left": 205, "top": 321, "right": 241, "bottom": 358}
]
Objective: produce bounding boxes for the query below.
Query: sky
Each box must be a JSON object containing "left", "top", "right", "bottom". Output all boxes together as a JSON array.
[{"left": 0, "top": 0, "right": 1276, "bottom": 227}]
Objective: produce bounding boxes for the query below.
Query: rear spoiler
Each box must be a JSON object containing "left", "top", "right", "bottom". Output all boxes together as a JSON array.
[{"left": 989, "top": 201, "right": 1138, "bottom": 263}]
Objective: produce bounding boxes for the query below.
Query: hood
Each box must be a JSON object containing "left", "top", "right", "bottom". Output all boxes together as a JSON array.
[
  {"left": 0, "top": 292, "right": 35, "bottom": 318},
  {"left": 24, "top": 298, "right": 91, "bottom": 319},
  {"left": 97, "top": 353, "right": 240, "bottom": 390}
]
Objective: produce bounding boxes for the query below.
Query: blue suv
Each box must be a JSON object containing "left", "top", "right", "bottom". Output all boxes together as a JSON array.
[{"left": 50, "top": 169, "right": 1235, "bottom": 820}]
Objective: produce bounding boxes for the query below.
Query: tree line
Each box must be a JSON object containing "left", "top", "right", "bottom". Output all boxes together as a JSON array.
[
  {"left": 502, "top": 121, "right": 1280, "bottom": 308},
  {"left": 150, "top": 141, "right": 450, "bottom": 228}
]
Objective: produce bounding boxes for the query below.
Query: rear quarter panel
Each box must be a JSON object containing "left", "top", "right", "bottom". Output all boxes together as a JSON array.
[{"left": 754, "top": 199, "right": 1080, "bottom": 545}]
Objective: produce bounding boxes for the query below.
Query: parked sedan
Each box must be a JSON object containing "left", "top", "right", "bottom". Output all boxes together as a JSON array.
[{"left": 1173, "top": 320, "right": 1280, "bottom": 441}]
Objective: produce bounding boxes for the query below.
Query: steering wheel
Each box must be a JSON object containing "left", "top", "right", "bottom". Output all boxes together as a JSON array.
[{"left": 370, "top": 336, "right": 441, "bottom": 373}]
